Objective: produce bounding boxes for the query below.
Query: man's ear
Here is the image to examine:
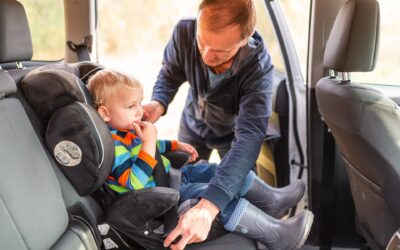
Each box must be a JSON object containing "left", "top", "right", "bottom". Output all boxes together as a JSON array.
[
  {"left": 97, "top": 105, "right": 111, "bottom": 122},
  {"left": 240, "top": 38, "right": 249, "bottom": 48}
]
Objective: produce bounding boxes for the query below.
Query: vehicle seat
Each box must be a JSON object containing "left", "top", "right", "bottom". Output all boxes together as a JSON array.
[
  {"left": 315, "top": 0, "right": 400, "bottom": 249},
  {"left": 0, "top": 0, "right": 31, "bottom": 68},
  {"left": 0, "top": 1, "right": 101, "bottom": 249},
  {"left": 0, "top": 69, "right": 99, "bottom": 250}
]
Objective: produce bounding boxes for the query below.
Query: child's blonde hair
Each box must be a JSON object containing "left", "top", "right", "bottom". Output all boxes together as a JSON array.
[{"left": 87, "top": 69, "right": 142, "bottom": 109}]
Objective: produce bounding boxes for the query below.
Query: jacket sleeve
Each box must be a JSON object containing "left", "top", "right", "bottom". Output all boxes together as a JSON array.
[
  {"left": 110, "top": 138, "right": 158, "bottom": 191},
  {"left": 152, "top": 22, "right": 187, "bottom": 112},
  {"left": 199, "top": 58, "right": 274, "bottom": 211},
  {"left": 157, "top": 139, "right": 178, "bottom": 154}
]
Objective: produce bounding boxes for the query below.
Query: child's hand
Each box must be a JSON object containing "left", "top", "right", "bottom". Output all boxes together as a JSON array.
[
  {"left": 176, "top": 142, "right": 199, "bottom": 162},
  {"left": 133, "top": 121, "right": 157, "bottom": 144}
]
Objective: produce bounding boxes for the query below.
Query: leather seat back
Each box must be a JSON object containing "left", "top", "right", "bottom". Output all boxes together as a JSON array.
[
  {"left": 316, "top": 0, "right": 400, "bottom": 248},
  {"left": 0, "top": 70, "right": 98, "bottom": 249}
]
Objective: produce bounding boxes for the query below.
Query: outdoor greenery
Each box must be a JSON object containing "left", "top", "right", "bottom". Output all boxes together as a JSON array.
[{"left": 19, "top": 0, "right": 65, "bottom": 60}]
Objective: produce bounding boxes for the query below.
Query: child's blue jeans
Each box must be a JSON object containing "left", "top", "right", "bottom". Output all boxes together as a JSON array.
[{"left": 179, "top": 162, "right": 256, "bottom": 224}]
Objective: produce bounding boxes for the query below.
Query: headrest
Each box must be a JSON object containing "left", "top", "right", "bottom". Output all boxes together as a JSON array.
[
  {"left": 46, "top": 102, "right": 114, "bottom": 196},
  {"left": 0, "top": 0, "right": 32, "bottom": 63},
  {"left": 21, "top": 69, "right": 93, "bottom": 125},
  {"left": 73, "top": 61, "right": 105, "bottom": 84},
  {"left": 0, "top": 71, "right": 17, "bottom": 97},
  {"left": 20, "top": 62, "right": 104, "bottom": 124},
  {"left": 20, "top": 62, "right": 112, "bottom": 196},
  {"left": 323, "top": 0, "right": 379, "bottom": 72}
]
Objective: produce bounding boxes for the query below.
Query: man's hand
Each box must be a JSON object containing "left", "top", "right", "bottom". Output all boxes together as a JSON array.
[
  {"left": 164, "top": 199, "right": 220, "bottom": 250},
  {"left": 142, "top": 100, "right": 165, "bottom": 123},
  {"left": 176, "top": 142, "right": 199, "bottom": 162}
]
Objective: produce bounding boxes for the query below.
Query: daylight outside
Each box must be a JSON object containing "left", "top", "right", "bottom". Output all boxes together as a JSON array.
[{"left": 20, "top": 0, "right": 400, "bottom": 161}]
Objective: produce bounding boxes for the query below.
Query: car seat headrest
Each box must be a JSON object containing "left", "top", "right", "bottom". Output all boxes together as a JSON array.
[
  {"left": 0, "top": 71, "right": 17, "bottom": 97},
  {"left": 30, "top": 63, "right": 81, "bottom": 76},
  {"left": 21, "top": 69, "right": 93, "bottom": 125},
  {"left": 323, "top": 0, "right": 379, "bottom": 72},
  {"left": 0, "top": 0, "right": 33, "bottom": 63},
  {"left": 46, "top": 101, "right": 114, "bottom": 196},
  {"left": 72, "top": 61, "right": 105, "bottom": 84},
  {"left": 20, "top": 62, "right": 113, "bottom": 196}
]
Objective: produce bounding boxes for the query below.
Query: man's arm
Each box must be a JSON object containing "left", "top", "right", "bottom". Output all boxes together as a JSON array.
[
  {"left": 149, "top": 22, "right": 187, "bottom": 119},
  {"left": 200, "top": 63, "right": 274, "bottom": 212}
]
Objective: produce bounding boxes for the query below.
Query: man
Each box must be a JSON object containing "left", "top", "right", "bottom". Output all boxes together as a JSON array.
[{"left": 143, "top": 0, "right": 310, "bottom": 249}]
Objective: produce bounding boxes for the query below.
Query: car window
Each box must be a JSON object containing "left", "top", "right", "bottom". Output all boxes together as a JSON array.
[
  {"left": 96, "top": 0, "right": 200, "bottom": 140},
  {"left": 279, "top": 0, "right": 311, "bottom": 77},
  {"left": 254, "top": 1, "right": 286, "bottom": 73},
  {"left": 352, "top": 0, "right": 400, "bottom": 86},
  {"left": 96, "top": 0, "right": 286, "bottom": 140},
  {"left": 18, "top": 0, "right": 65, "bottom": 61}
]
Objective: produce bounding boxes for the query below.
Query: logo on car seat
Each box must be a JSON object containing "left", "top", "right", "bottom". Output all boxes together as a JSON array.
[{"left": 54, "top": 141, "right": 82, "bottom": 167}]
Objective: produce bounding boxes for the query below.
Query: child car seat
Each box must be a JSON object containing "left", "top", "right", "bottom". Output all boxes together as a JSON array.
[{"left": 20, "top": 63, "right": 184, "bottom": 249}]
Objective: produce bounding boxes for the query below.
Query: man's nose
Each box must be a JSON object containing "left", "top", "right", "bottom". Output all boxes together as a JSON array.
[{"left": 202, "top": 47, "right": 215, "bottom": 61}]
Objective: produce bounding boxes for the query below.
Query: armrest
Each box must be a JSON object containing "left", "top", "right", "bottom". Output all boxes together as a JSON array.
[
  {"left": 386, "top": 229, "right": 400, "bottom": 250},
  {"left": 164, "top": 151, "right": 190, "bottom": 169}
]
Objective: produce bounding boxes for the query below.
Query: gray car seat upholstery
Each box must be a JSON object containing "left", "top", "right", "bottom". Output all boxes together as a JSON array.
[
  {"left": 0, "top": 0, "right": 102, "bottom": 248},
  {"left": 0, "top": 0, "right": 32, "bottom": 63},
  {"left": 0, "top": 71, "right": 98, "bottom": 249},
  {"left": 316, "top": 0, "right": 400, "bottom": 249}
]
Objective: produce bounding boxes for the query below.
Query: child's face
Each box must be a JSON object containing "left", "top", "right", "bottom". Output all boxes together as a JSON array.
[{"left": 100, "top": 86, "right": 144, "bottom": 130}]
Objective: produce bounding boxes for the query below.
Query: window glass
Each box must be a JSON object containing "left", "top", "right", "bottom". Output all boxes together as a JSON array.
[
  {"left": 352, "top": 0, "right": 400, "bottom": 85},
  {"left": 96, "top": 0, "right": 286, "bottom": 144},
  {"left": 18, "top": 0, "right": 65, "bottom": 61},
  {"left": 279, "top": 0, "right": 311, "bottom": 77},
  {"left": 97, "top": 0, "right": 200, "bottom": 140},
  {"left": 254, "top": 0, "right": 286, "bottom": 73}
]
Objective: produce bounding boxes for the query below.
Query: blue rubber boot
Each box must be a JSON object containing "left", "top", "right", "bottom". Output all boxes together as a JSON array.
[
  {"left": 244, "top": 177, "right": 305, "bottom": 218},
  {"left": 226, "top": 200, "right": 314, "bottom": 250}
]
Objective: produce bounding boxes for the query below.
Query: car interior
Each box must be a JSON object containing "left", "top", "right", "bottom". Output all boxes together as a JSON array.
[{"left": 1, "top": 0, "right": 400, "bottom": 249}]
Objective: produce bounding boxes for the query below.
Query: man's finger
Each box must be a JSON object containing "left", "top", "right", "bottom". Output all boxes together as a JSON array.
[
  {"left": 164, "top": 227, "right": 182, "bottom": 247},
  {"left": 171, "top": 233, "right": 191, "bottom": 250}
]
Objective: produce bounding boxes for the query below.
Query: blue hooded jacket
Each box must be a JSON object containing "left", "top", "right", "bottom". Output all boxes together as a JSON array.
[{"left": 152, "top": 19, "right": 274, "bottom": 211}]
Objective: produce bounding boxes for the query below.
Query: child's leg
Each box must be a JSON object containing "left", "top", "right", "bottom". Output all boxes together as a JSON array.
[
  {"left": 181, "top": 164, "right": 306, "bottom": 219},
  {"left": 238, "top": 171, "right": 306, "bottom": 219},
  {"left": 180, "top": 162, "right": 218, "bottom": 184},
  {"left": 179, "top": 183, "right": 313, "bottom": 249},
  {"left": 223, "top": 198, "right": 314, "bottom": 250},
  {"left": 179, "top": 182, "right": 208, "bottom": 204}
]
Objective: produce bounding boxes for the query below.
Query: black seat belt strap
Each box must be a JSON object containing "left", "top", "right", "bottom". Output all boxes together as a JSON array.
[
  {"left": 153, "top": 148, "right": 169, "bottom": 187},
  {"left": 67, "top": 35, "right": 92, "bottom": 62},
  {"left": 153, "top": 148, "right": 181, "bottom": 235}
]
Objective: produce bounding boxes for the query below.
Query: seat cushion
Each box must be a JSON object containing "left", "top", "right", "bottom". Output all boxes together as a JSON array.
[{"left": 0, "top": 98, "right": 69, "bottom": 249}]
